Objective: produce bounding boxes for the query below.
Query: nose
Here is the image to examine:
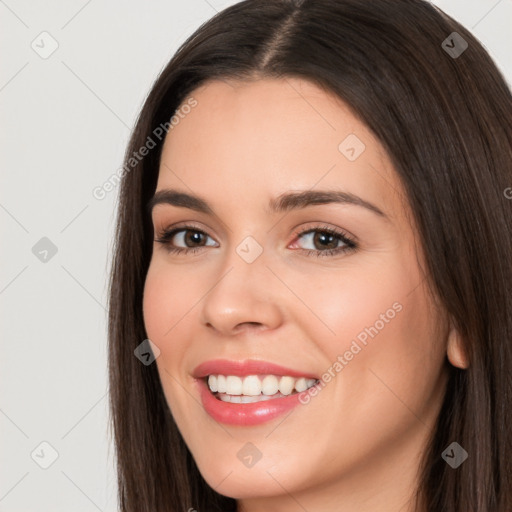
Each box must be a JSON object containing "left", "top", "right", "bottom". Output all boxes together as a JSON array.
[{"left": 199, "top": 245, "right": 283, "bottom": 337}]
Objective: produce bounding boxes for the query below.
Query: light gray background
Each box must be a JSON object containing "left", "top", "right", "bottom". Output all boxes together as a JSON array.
[{"left": 1, "top": 1, "right": 510, "bottom": 510}]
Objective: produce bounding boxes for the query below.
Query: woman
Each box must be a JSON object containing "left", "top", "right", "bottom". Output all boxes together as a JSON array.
[{"left": 107, "top": 1, "right": 512, "bottom": 510}]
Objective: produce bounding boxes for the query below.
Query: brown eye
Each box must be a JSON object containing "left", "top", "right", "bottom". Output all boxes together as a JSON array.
[
  {"left": 181, "top": 230, "right": 208, "bottom": 247},
  {"left": 312, "top": 231, "right": 340, "bottom": 250},
  {"left": 155, "top": 226, "right": 218, "bottom": 254},
  {"left": 297, "top": 229, "right": 345, "bottom": 251},
  {"left": 291, "top": 225, "right": 357, "bottom": 258}
]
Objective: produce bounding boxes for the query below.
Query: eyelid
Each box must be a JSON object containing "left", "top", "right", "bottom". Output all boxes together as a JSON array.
[
  {"left": 155, "top": 220, "right": 354, "bottom": 242},
  {"left": 154, "top": 221, "right": 357, "bottom": 257},
  {"left": 155, "top": 222, "right": 218, "bottom": 244},
  {"left": 154, "top": 220, "right": 218, "bottom": 239},
  {"left": 292, "top": 222, "right": 357, "bottom": 243}
]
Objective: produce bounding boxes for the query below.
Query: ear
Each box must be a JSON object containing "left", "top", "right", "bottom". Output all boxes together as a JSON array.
[{"left": 446, "top": 318, "right": 469, "bottom": 369}]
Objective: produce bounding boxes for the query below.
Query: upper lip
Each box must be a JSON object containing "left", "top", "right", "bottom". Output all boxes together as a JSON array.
[{"left": 193, "top": 359, "right": 319, "bottom": 379}]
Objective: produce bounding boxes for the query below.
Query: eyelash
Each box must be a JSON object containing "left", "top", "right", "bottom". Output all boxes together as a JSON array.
[{"left": 154, "top": 224, "right": 357, "bottom": 258}]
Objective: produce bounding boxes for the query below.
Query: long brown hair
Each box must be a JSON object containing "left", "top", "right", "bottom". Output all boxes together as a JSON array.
[{"left": 107, "top": 1, "right": 512, "bottom": 510}]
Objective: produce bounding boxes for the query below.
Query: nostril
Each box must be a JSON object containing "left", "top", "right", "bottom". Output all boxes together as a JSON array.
[{"left": 235, "top": 322, "right": 263, "bottom": 331}]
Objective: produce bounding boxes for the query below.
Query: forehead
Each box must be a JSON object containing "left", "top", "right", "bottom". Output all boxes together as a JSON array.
[{"left": 157, "top": 77, "right": 407, "bottom": 225}]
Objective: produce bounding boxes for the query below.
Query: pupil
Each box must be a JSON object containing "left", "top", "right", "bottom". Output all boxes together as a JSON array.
[
  {"left": 187, "top": 231, "right": 203, "bottom": 246},
  {"left": 316, "top": 232, "right": 336, "bottom": 249}
]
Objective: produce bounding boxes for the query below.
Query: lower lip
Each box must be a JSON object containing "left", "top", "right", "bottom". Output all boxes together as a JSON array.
[{"left": 196, "top": 378, "right": 309, "bottom": 426}]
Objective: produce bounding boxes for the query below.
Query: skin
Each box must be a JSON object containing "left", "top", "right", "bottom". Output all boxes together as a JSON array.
[{"left": 142, "top": 77, "right": 467, "bottom": 512}]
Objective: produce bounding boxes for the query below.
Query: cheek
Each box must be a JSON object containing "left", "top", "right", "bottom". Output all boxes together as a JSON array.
[
  {"left": 142, "top": 271, "right": 166, "bottom": 340},
  {"left": 142, "top": 263, "right": 199, "bottom": 427},
  {"left": 317, "top": 265, "right": 445, "bottom": 432},
  {"left": 142, "top": 260, "right": 202, "bottom": 340},
  {"left": 142, "top": 261, "right": 198, "bottom": 405},
  {"left": 288, "top": 258, "right": 411, "bottom": 357},
  {"left": 291, "top": 251, "right": 444, "bottom": 407}
]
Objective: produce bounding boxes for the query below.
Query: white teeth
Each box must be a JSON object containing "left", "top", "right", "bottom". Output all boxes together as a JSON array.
[
  {"left": 242, "top": 375, "right": 261, "bottom": 396},
  {"left": 294, "top": 377, "right": 308, "bottom": 392},
  {"left": 206, "top": 374, "right": 317, "bottom": 397},
  {"left": 208, "top": 375, "right": 218, "bottom": 392},
  {"left": 225, "top": 375, "right": 243, "bottom": 395},
  {"left": 217, "top": 375, "right": 226, "bottom": 393},
  {"left": 278, "top": 376, "right": 295, "bottom": 395},
  {"left": 219, "top": 394, "right": 275, "bottom": 403},
  {"left": 261, "top": 375, "right": 279, "bottom": 395}
]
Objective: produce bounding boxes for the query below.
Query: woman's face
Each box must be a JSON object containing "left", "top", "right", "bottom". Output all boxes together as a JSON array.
[{"left": 143, "top": 78, "right": 451, "bottom": 509}]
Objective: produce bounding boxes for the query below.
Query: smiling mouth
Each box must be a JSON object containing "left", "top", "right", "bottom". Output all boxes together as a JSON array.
[{"left": 206, "top": 374, "right": 319, "bottom": 403}]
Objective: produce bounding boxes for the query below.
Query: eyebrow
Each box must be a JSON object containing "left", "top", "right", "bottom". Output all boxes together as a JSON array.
[{"left": 146, "top": 188, "right": 387, "bottom": 219}]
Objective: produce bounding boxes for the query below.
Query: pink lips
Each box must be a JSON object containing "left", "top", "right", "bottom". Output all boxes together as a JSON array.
[{"left": 192, "top": 359, "right": 319, "bottom": 426}]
